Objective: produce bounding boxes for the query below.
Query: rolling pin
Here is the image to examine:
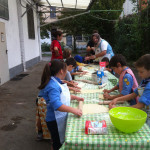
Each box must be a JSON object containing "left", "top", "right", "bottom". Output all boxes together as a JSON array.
[
  {"left": 78, "top": 101, "right": 84, "bottom": 111},
  {"left": 75, "top": 79, "right": 98, "bottom": 85},
  {"left": 99, "top": 101, "right": 124, "bottom": 105}
]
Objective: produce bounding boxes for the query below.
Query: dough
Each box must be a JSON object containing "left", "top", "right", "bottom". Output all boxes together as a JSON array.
[
  {"left": 82, "top": 104, "right": 109, "bottom": 115},
  {"left": 99, "top": 94, "right": 104, "bottom": 99},
  {"left": 81, "top": 89, "right": 103, "bottom": 94},
  {"left": 99, "top": 94, "right": 115, "bottom": 100},
  {"left": 78, "top": 82, "right": 85, "bottom": 88}
]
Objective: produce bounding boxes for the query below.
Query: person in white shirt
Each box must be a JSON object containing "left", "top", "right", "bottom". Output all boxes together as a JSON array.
[{"left": 85, "top": 33, "right": 114, "bottom": 62}]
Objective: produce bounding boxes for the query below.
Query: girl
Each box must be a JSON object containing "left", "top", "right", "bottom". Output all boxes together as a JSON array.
[
  {"left": 50, "top": 31, "right": 63, "bottom": 60},
  {"left": 109, "top": 54, "right": 150, "bottom": 126},
  {"left": 38, "top": 60, "right": 83, "bottom": 150}
]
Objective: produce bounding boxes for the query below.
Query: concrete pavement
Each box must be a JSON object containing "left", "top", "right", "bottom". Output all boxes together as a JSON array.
[{"left": 0, "top": 59, "right": 50, "bottom": 150}]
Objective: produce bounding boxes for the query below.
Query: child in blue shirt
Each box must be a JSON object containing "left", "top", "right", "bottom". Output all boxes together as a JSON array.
[
  {"left": 109, "top": 54, "right": 150, "bottom": 126},
  {"left": 103, "top": 54, "right": 138, "bottom": 105},
  {"left": 38, "top": 59, "right": 83, "bottom": 150}
]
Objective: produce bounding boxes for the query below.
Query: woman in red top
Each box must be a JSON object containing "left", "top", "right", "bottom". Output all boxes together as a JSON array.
[{"left": 50, "top": 31, "right": 63, "bottom": 60}]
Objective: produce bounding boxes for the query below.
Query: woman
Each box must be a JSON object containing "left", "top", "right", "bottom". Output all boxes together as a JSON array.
[
  {"left": 85, "top": 33, "right": 114, "bottom": 62},
  {"left": 50, "top": 31, "right": 63, "bottom": 60}
]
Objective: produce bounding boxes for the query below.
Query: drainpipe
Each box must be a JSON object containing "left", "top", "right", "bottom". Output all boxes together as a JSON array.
[
  {"left": 16, "top": 0, "right": 26, "bottom": 71},
  {"left": 36, "top": 8, "right": 42, "bottom": 60}
]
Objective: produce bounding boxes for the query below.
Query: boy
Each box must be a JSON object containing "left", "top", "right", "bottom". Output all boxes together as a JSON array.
[
  {"left": 109, "top": 54, "right": 150, "bottom": 126},
  {"left": 63, "top": 48, "right": 72, "bottom": 61},
  {"left": 63, "top": 57, "right": 81, "bottom": 92},
  {"left": 103, "top": 54, "right": 138, "bottom": 105}
]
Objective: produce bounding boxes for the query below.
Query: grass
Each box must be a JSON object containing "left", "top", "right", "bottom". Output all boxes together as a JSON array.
[{"left": 42, "top": 54, "right": 51, "bottom": 57}]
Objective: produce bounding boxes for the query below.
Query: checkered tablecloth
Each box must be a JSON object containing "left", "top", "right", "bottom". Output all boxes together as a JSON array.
[{"left": 60, "top": 68, "right": 150, "bottom": 150}]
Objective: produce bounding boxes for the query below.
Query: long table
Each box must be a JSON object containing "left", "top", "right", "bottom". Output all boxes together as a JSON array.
[{"left": 60, "top": 65, "right": 150, "bottom": 150}]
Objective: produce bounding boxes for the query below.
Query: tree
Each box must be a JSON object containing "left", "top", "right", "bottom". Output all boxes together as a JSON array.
[{"left": 40, "top": 0, "right": 126, "bottom": 51}]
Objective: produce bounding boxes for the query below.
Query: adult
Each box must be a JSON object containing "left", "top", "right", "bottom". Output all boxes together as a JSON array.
[
  {"left": 85, "top": 33, "right": 114, "bottom": 62},
  {"left": 50, "top": 31, "right": 63, "bottom": 60},
  {"left": 86, "top": 30, "right": 98, "bottom": 55}
]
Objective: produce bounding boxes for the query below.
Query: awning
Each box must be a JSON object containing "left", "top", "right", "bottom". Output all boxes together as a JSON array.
[{"left": 39, "top": 0, "right": 93, "bottom": 10}]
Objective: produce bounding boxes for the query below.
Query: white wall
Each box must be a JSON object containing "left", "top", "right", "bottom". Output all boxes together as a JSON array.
[
  {"left": 0, "top": 0, "right": 41, "bottom": 69},
  {"left": 21, "top": 0, "right": 40, "bottom": 62},
  {"left": 120, "top": 0, "right": 137, "bottom": 17},
  {"left": 0, "top": 0, "right": 22, "bottom": 69}
]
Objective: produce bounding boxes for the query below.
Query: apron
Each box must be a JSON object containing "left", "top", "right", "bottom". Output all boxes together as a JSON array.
[
  {"left": 51, "top": 77, "right": 70, "bottom": 144},
  {"left": 95, "top": 40, "right": 111, "bottom": 62},
  {"left": 119, "top": 68, "right": 138, "bottom": 105}
]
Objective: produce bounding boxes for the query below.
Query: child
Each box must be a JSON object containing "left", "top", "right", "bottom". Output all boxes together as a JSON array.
[
  {"left": 109, "top": 54, "right": 150, "bottom": 126},
  {"left": 101, "top": 57, "right": 115, "bottom": 75},
  {"left": 50, "top": 31, "right": 63, "bottom": 60},
  {"left": 64, "top": 57, "right": 76, "bottom": 82},
  {"left": 103, "top": 54, "right": 138, "bottom": 105},
  {"left": 38, "top": 60, "right": 83, "bottom": 150},
  {"left": 64, "top": 57, "right": 81, "bottom": 92},
  {"left": 63, "top": 48, "right": 72, "bottom": 61}
]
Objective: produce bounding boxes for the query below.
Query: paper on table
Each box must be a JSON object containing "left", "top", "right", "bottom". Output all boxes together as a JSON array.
[{"left": 82, "top": 104, "right": 109, "bottom": 115}]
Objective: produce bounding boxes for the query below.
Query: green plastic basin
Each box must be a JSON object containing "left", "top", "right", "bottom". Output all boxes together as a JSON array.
[{"left": 109, "top": 107, "right": 147, "bottom": 133}]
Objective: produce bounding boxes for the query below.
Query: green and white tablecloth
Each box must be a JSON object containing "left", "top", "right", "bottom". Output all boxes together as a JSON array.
[{"left": 60, "top": 66, "right": 150, "bottom": 150}]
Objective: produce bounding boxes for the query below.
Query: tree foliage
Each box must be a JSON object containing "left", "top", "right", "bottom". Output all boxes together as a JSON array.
[
  {"left": 40, "top": 0, "right": 125, "bottom": 50},
  {"left": 114, "top": 3, "right": 150, "bottom": 61}
]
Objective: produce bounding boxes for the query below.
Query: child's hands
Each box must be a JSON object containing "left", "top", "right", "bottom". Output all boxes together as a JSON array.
[
  {"left": 109, "top": 98, "right": 118, "bottom": 109},
  {"left": 103, "top": 89, "right": 110, "bottom": 93},
  {"left": 109, "top": 104, "right": 116, "bottom": 109},
  {"left": 85, "top": 56, "right": 90, "bottom": 61},
  {"left": 109, "top": 98, "right": 118, "bottom": 106},
  {"left": 72, "top": 108, "right": 82, "bottom": 117},
  {"left": 73, "top": 88, "right": 81, "bottom": 93},
  {"left": 103, "top": 92, "right": 112, "bottom": 100},
  {"left": 76, "top": 97, "right": 84, "bottom": 102},
  {"left": 73, "top": 82, "right": 78, "bottom": 85},
  {"left": 71, "top": 81, "right": 78, "bottom": 85}
]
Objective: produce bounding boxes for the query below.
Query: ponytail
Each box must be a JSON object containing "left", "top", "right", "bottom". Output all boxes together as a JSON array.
[
  {"left": 38, "top": 63, "right": 51, "bottom": 89},
  {"left": 38, "top": 60, "right": 67, "bottom": 89}
]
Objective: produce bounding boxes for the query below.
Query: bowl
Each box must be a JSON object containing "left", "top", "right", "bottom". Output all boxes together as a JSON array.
[{"left": 109, "top": 107, "right": 147, "bottom": 133}]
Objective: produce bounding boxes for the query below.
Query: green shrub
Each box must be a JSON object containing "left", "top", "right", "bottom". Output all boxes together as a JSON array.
[
  {"left": 41, "top": 42, "right": 50, "bottom": 52},
  {"left": 114, "top": 5, "right": 150, "bottom": 61}
]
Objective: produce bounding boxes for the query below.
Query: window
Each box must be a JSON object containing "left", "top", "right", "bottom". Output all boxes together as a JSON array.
[
  {"left": 76, "top": 35, "right": 82, "bottom": 41},
  {"left": 0, "top": 0, "right": 9, "bottom": 20},
  {"left": 66, "top": 35, "right": 72, "bottom": 46},
  {"left": 50, "top": 6, "right": 56, "bottom": 18},
  {"left": 26, "top": 4, "right": 35, "bottom": 39}
]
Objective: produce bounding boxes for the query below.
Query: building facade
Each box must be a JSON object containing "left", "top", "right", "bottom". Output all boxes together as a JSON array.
[{"left": 0, "top": 0, "right": 41, "bottom": 85}]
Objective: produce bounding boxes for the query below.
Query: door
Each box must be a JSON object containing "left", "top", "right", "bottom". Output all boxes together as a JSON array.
[{"left": 0, "top": 22, "right": 9, "bottom": 85}]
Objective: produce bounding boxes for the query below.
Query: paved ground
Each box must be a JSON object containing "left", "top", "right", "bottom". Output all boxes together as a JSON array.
[
  {"left": 0, "top": 57, "right": 141, "bottom": 150},
  {"left": 0, "top": 58, "right": 50, "bottom": 150}
]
